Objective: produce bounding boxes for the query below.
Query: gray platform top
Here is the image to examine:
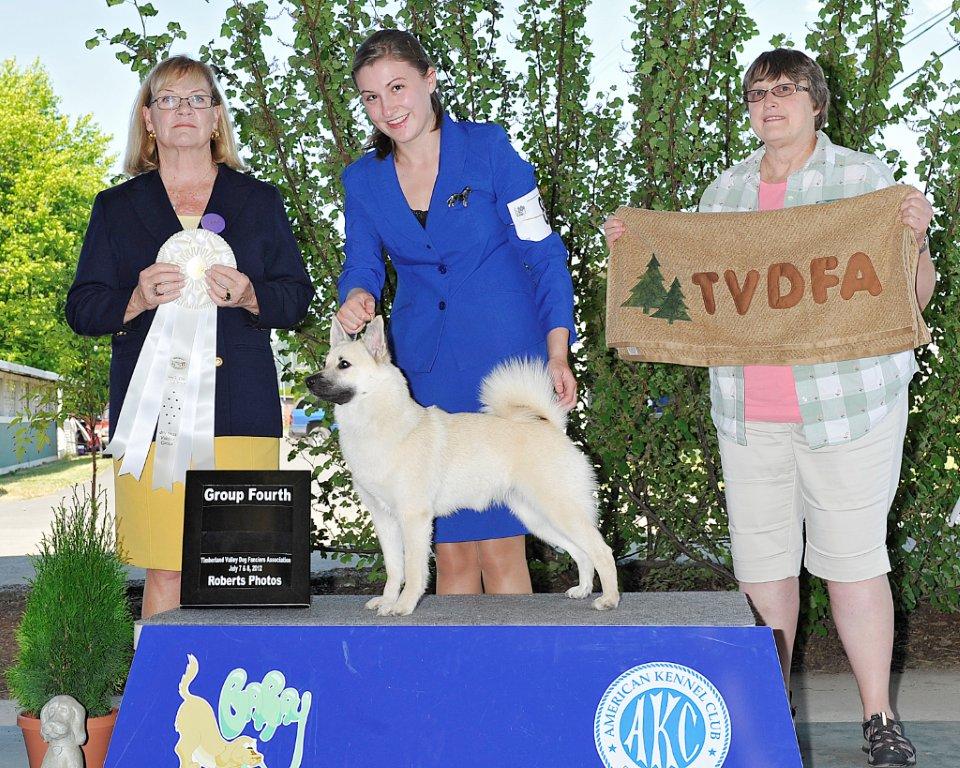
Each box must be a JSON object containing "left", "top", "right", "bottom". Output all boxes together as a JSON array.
[{"left": 143, "top": 592, "right": 756, "bottom": 628}]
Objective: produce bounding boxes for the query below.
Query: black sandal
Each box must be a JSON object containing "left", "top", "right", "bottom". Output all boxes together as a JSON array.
[{"left": 862, "top": 712, "right": 917, "bottom": 767}]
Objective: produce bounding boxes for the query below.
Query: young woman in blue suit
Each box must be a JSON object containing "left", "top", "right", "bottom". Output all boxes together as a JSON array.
[{"left": 336, "top": 30, "right": 578, "bottom": 596}]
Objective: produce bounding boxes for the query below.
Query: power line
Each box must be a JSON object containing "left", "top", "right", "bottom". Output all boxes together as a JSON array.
[
  {"left": 893, "top": 40, "right": 960, "bottom": 88},
  {"left": 902, "top": 7, "right": 954, "bottom": 47},
  {"left": 903, "top": 4, "right": 953, "bottom": 36}
]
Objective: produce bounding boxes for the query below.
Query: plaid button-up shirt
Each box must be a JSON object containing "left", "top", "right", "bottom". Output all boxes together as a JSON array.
[{"left": 697, "top": 131, "right": 917, "bottom": 449}]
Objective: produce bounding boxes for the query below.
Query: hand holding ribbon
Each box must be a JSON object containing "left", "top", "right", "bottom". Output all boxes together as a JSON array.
[
  {"left": 125, "top": 263, "right": 185, "bottom": 322},
  {"left": 113, "top": 228, "right": 236, "bottom": 489},
  {"left": 205, "top": 264, "right": 259, "bottom": 313}
]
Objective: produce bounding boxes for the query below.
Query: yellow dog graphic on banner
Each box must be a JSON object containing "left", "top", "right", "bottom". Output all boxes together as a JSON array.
[{"left": 174, "top": 654, "right": 265, "bottom": 768}]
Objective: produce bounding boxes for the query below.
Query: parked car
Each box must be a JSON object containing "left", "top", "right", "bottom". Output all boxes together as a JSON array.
[{"left": 289, "top": 399, "right": 329, "bottom": 440}]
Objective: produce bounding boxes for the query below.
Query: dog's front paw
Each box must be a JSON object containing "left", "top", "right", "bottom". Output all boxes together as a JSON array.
[
  {"left": 365, "top": 595, "right": 394, "bottom": 611},
  {"left": 379, "top": 596, "right": 419, "bottom": 616},
  {"left": 592, "top": 593, "right": 620, "bottom": 611},
  {"left": 565, "top": 584, "right": 592, "bottom": 599}
]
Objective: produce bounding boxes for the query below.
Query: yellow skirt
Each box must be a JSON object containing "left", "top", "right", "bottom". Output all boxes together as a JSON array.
[{"left": 113, "top": 437, "right": 280, "bottom": 571}]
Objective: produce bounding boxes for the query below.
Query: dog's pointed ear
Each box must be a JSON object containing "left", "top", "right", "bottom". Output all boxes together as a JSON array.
[
  {"left": 330, "top": 317, "right": 350, "bottom": 347},
  {"left": 362, "top": 315, "right": 389, "bottom": 363}
]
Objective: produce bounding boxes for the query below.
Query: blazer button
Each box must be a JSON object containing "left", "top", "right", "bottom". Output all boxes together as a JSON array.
[
  {"left": 438, "top": 301, "right": 446, "bottom": 310},
  {"left": 438, "top": 264, "right": 447, "bottom": 274},
  {"left": 215, "top": 356, "right": 223, "bottom": 367}
]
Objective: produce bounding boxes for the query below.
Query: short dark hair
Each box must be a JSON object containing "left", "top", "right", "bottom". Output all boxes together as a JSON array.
[
  {"left": 352, "top": 29, "right": 444, "bottom": 160},
  {"left": 743, "top": 48, "right": 830, "bottom": 132}
]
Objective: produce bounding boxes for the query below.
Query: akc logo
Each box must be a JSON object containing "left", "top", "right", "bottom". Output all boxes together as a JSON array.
[{"left": 594, "top": 662, "right": 731, "bottom": 768}]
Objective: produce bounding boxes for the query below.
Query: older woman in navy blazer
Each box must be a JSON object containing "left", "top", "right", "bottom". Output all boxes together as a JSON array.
[
  {"left": 66, "top": 56, "right": 312, "bottom": 619},
  {"left": 67, "top": 164, "right": 311, "bottom": 439},
  {"left": 338, "top": 30, "right": 577, "bottom": 596}
]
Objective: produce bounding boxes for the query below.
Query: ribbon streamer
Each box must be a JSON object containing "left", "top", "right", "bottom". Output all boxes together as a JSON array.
[{"left": 111, "top": 228, "right": 236, "bottom": 490}]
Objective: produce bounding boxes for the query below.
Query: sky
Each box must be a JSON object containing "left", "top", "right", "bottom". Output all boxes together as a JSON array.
[{"left": 0, "top": 0, "right": 955, "bottom": 182}]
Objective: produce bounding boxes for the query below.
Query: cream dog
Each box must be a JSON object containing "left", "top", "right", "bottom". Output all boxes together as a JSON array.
[
  {"left": 173, "top": 654, "right": 265, "bottom": 768},
  {"left": 307, "top": 316, "right": 620, "bottom": 616}
]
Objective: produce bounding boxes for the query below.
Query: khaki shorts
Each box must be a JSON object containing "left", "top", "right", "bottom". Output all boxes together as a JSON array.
[{"left": 718, "top": 396, "right": 908, "bottom": 583}]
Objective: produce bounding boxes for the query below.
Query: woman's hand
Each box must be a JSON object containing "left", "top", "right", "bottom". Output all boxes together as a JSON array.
[
  {"left": 125, "top": 262, "right": 185, "bottom": 322},
  {"left": 547, "top": 356, "right": 577, "bottom": 411},
  {"left": 205, "top": 265, "right": 259, "bottom": 313},
  {"left": 603, "top": 216, "right": 626, "bottom": 249},
  {"left": 546, "top": 327, "right": 577, "bottom": 411},
  {"left": 900, "top": 188, "right": 936, "bottom": 310},
  {"left": 900, "top": 188, "right": 934, "bottom": 247},
  {"left": 337, "top": 288, "right": 376, "bottom": 334}
]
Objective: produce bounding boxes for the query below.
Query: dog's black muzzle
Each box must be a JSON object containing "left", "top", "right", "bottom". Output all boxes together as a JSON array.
[{"left": 305, "top": 372, "right": 355, "bottom": 405}]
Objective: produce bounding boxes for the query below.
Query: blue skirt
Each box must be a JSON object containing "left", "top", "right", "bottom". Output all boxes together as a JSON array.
[{"left": 403, "top": 341, "right": 545, "bottom": 543}]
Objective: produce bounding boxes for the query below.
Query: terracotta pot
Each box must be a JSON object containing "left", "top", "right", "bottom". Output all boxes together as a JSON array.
[{"left": 18, "top": 709, "right": 118, "bottom": 768}]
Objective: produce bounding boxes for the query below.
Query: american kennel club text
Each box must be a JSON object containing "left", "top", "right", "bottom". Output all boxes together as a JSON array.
[{"left": 595, "top": 662, "right": 731, "bottom": 768}]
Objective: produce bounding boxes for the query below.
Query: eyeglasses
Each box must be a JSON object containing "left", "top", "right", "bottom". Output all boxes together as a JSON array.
[
  {"left": 150, "top": 94, "right": 219, "bottom": 110},
  {"left": 743, "top": 83, "right": 810, "bottom": 103}
]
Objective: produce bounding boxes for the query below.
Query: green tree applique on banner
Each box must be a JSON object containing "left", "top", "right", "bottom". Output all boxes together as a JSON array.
[
  {"left": 621, "top": 254, "right": 667, "bottom": 314},
  {"left": 651, "top": 278, "right": 691, "bottom": 324}
]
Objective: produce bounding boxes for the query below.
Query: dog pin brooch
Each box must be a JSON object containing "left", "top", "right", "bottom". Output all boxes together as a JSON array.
[{"left": 446, "top": 186, "right": 472, "bottom": 208}]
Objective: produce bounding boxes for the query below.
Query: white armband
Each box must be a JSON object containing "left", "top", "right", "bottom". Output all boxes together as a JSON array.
[{"left": 507, "top": 188, "right": 552, "bottom": 242}]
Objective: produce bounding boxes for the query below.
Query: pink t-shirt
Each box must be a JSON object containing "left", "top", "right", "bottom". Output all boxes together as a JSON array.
[{"left": 743, "top": 180, "right": 802, "bottom": 423}]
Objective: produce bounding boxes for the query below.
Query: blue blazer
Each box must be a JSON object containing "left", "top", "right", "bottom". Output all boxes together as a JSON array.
[
  {"left": 338, "top": 114, "right": 576, "bottom": 373},
  {"left": 66, "top": 165, "right": 314, "bottom": 439}
]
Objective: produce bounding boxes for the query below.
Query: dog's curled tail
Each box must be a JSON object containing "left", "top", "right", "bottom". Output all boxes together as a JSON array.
[
  {"left": 479, "top": 358, "right": 567, "bottom": 430},
  {"left": 179, "top": 653, "right": 199, "bottom": 698}
]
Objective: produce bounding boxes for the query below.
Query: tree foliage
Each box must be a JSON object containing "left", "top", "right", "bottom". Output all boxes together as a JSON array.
[
  {"left": 0, "top": 60, "right": 112, "bottom": 373},
  {"left": 87, "top": 0, "right": 960, "bottom": 619},
  {"left": 0, "top": 59, "right": 112, "bottom": 485}
]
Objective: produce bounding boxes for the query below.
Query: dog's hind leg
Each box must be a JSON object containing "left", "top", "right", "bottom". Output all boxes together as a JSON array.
[
  {"left": 380, "top": 508, "right": 433, "bottom": 617},
  {"left": 172, "top": 733, "right": 196, "bottom": 768},
  {"left": 578, "top": 526, "right": 620, "bottom": 610},
  {"left": 506, "top": 494, "right": 596, "bottom": 600},
  {"left": 514, "top": 491, "right": 620, "bottom": 611},
  {"left": 359, "top": 491, "right": 404, "bottom": 612}
]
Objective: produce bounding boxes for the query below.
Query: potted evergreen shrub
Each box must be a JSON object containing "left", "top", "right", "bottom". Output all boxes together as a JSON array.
[{"left": 7, "top": 486, "right": 133, "bottom": 768}]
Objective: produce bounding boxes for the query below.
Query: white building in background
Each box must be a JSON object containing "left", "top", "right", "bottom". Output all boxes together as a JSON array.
[{"left": 0, "top": 360, "right": 60, "bottom": 475}]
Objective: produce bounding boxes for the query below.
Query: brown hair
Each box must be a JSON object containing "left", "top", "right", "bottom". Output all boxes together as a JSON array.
[
  {"left": 352, "top": 30, "right": 444, "bottom": 160},
  {"left": 123, "top": 55, "right": 245, "bottom": 176},
  {"left": 743, "top": 48, "right": 830, "bottom": 132}
]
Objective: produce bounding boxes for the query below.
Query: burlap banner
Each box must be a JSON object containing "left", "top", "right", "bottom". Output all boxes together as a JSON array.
[{"left": 606, "top": 185, "right": 930, "bottom": 367}]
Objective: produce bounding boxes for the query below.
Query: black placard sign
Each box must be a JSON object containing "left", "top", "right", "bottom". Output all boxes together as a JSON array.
[{"left": 181, "top": 470, "right": 311, "bottom": 607}]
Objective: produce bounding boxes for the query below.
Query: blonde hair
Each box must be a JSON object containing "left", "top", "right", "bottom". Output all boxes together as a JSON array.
[{"left": 124, "top": 55, "right": 245, "bottom": 176}]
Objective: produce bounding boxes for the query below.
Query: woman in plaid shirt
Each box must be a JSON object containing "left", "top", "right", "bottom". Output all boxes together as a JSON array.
[{"left": 606, "top": 49, "right": 935, "bottom": 767}]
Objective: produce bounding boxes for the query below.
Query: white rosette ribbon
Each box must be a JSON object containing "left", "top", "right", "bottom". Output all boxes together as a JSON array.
[{"left": 111, "top": 229, "right": 236, "bottom": 490}]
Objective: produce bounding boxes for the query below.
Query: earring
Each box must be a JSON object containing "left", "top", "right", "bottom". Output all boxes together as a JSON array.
[
  {"left": 148, "top": 131, "right": 156, "bottom": 140},
  {"left": 211, "top": 129, "right": 220, "bottom": 140}
]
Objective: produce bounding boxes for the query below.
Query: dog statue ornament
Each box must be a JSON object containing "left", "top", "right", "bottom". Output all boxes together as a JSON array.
[{"left": 39, "top": 695, "right": 86, "bottom": 768}]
